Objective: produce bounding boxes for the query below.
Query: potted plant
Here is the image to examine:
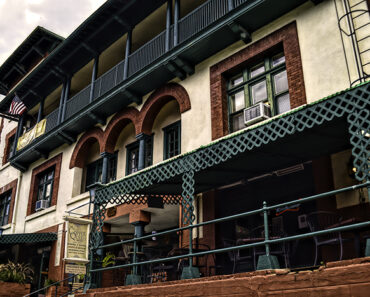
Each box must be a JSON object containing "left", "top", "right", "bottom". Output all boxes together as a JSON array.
[{"left": 0, "top": 260, "right": 33, "bottom": 296}]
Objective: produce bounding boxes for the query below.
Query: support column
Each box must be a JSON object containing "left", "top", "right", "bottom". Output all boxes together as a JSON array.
[
  {"left": 100, "top": 152, "right": 112, "bottom": 184},
  {"left": 165, "top": 0, "right": 173, "bottom": 52},
  {"left": 89, "top": 56, "right": 99, "bottom": 102},
  {"left": 174, "top": 0, "right": 180, "bottom": 46},
  {"left": 126, "top": 210, "right": 151, "bottom": 285},
  {"left": 57, "top": 82, "right": 66, "bottom": 124},
  {"left": 181, "top": 170, "right": 200, "bottom": 279},
  {"left": 60, "top": 78, "right": 71, "bottom": 123},
  {"left": 123, "top": 29, "right": 132, "bottom": 80},
  {"left": 36, "top": 98, "right": 44, "bottom": 123},
  {"left": 12, "top": 115, "right": 24, "bottom": 157},
  {"left": 136, "top": 133, "right": 150, "bottom": 171}
]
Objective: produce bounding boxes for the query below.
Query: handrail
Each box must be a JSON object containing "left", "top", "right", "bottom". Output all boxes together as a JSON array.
[
  {"left": 24, "top": 274, "right": 78, "bottom": 297},
  {"left": 94, "top": 182, "right": 369, "bottom": 250},
  {"left": 90, "top": 181, "right": 370, "bottom": 277}
]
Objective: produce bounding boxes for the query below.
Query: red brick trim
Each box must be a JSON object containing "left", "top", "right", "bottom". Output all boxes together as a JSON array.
[
  {"left": 138, "top": 83, "right": 191, "bottom": 135},
  {"left": 2, "top": 127, "right": 16, "bottom": 165},
  {"left": 103, "top": 107, "right": 141, "bottom": 154},
  {"left": 0, "top": 179, "right": 18, "bottom": 225},
  {"left": 27, "top": 153, "right": 63, "bottom": 216},
  {"left": 210, "top": 22, "right": 306, "bottom": 140},
  {"left": 69, "top": 127, "right": 105, "bottom": 169}
]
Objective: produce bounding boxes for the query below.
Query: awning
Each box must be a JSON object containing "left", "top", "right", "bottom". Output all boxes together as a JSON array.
[{"left": 0, "top": 232, "right": 57, "bottom": 245}]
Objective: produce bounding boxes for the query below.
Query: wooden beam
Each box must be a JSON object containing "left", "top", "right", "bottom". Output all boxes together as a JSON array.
[
  {"left": 11, "top": 161, "right": 27, "bottom": 172},
  {"left": 87, "top": 112, "right": 106, "bottom": 125},
  {"left": 33, "top": 148, "right": 48, "bottom": 159},
  {"left": 173, "top": 57, "right": 194, "bottom": 75},
  {"left": 228, "top": 21, "right": 251, "bottom": 44},
  {"left": 121, "top": 89, "right": 141, "bottom": 104},
  {"left": 58, "top": 130, "right": 76, "bottom": 144},
  {"left": 165, "top": 61, "right": 186, "bottom": 80}
]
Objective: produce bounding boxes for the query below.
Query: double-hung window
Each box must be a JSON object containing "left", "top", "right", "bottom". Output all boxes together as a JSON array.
[
  {"left": 126, "top": 136, "right": 153, "bottom": 175},
  {"left": 0, "top": 191, "right": 11, "bottom": 226},
  {"left": 227, "top": 52, "right": 290, "bottom": 132},
  {"left": 37, "top": 167, "right": 55, "bottom": 206},
  {"left": 163, "top": 121, "right": 181, "bottom": 160},
  {"left": 85, "top": 152, "right": 117, "bottom": 191}
]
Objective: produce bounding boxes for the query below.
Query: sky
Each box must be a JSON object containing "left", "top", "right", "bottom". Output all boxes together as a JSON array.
[{"left": 0, "top": 0, "right": 106, "bottom": 99}]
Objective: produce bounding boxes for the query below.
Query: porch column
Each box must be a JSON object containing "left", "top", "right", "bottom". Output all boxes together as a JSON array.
[
  {"left": 60, "top": 77, "right": 71, "bottom": 122},
  {"left": 123, "top": 29, "right": 132, "bottom": 80},
  {"left": 126, "top": 210, "right": 151, "bottom": 285},
  {"left": 89, "top": 56, "right": 99, "bottom": 102},
  {"left": 12, "top": 114, "right": 24, "bottom": 157},
  {"left": 136, "top": 133, "right": 150, "bottom": 171},
  {"left": 165, "top": 0, "right": 172, "bottom": 52},
  {"left": 181, "top": 170, "right": 200, "bottom": 279},
  {"left": 228, "top": 0, "right": 234, "bottom": 11},
  {"left": 36, "top": 98, "right": 44, "bottom": 123},
  {"left": 56, "top": 82, "right": 66, "bottom": 124},
  {"left": 100, "top": 152, "right": 112, "bottom": 184},
  {"left": 174, "top": 0, "right": 180, "bottom": 46}
]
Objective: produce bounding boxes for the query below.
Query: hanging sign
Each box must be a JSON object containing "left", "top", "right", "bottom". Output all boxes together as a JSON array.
[{"left": 64, "top": 216, "right": 92, "bottom": 263}]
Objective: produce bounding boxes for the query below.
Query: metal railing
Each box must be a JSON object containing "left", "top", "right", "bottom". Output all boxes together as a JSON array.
[
  {"left": 89, "top": 182, "right": 370, "bottom": 280},
  {"left": 28, "top": 0, "right": 241, "bottom": 137},
  {"left": 24, "top": 274, "right": 83, "bottom": 297}
]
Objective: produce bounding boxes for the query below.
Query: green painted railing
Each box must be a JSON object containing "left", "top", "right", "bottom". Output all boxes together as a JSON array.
[{"left": 89, "top": 182, "right": 370, "bottom": 278}]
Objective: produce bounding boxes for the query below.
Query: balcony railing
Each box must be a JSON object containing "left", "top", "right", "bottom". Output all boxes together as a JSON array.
[{"left": 20, "top": 0, "right": 252, "bottom": 146}]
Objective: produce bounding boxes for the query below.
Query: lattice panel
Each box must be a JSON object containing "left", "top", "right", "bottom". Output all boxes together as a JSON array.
[
  {"left": 90, "top": 82, "right": 370, "bottom": 253},
  {"left": 182, "top": 170, "right": 196, "bottom": 225},
  {"left": 0, "top": 233, "right": 57, "bottom": 245}
]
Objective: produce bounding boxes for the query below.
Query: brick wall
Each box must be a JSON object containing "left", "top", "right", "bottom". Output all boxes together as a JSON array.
[
  {"left": 78, "top": 257, "right": 370, "bottom": 297},
  {"left": 0, "top": 282, "right": 30, "bottom": 297}
]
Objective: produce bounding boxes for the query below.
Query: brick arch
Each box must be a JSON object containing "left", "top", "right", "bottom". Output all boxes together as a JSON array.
[
  {"left": 69, "top": 127, "right": 105, "bottom": 169},
  {"left": 138, "top": 82, "right": 191, "bottom": 135},
  {"left": 103, "top": 107, "right": 140, "bottom": 154}
]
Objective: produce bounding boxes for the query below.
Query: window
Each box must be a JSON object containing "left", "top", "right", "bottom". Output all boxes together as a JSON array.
[
  {"left": 2, "top": 129, "right": 16, "bottom": 165},
  {"left": 163, "top": 121, "right": 181, "bottom": 160},
  {"left": 0, "top": 191, "right": 11, "bottom": 226},
  {"left": 85, "top": 153, "right": 117, "bottom": 191},
  {"left": 227, "top": 53, "right": 290, "bottom": 132},
  {"left": 126, "top": 136, "right": 153, "bottom": 175},
  {"left": 37, "top": 167, "right": 55, "bottom": 205}
]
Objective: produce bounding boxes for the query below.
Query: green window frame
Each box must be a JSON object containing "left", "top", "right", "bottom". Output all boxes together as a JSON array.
[
  {"left": 227, "top": 52, "right": 290, "bottom": 132},
  {"left": 126, "top": 136, "right": 153, "bottom": 175},
  {"left": 0, "top": 191, "right": 11, "bottom": 226},
  {"left": 37, "top": 167, "right": 55, "bottom": 203},
  {"left": 85, "top": 152, "right": 117, "bottom": 191},
  {"left": 163, "top": 121, "right": 181, "bottom": 160}
]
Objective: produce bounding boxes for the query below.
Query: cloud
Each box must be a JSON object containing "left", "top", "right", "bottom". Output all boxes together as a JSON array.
[{"left": 0, "top": 0, "right": 105, "bottom": 65}]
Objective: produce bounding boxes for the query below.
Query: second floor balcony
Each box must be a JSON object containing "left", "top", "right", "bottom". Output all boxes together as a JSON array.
[{"left": 9, "top": 0, "right": 309, "bottom": 171}]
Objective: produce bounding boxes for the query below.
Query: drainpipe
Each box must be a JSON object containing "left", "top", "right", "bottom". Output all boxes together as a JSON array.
[
  {"left": 12, "top": 115, "right": 24, "bottom": 157},
  {"left": 11, "top": 170, "right": 23, "bottom": 234},
  {"left": 60, "top": 78, "right": 71, "bottom": 123},
  {"left": 89, "top": 56, "right": 99, "bottom": 103},
  {"left": 36, "top": 98, "right": 44, "bottom": 123},
  {"left": 123, "top": 29, "right": 132, "bottom": 80},
  {"left": 136, "top": 133, "right": 150, "bottom": 171},
  {"left": 100, "top": 152, "right": 112, "bottom": 184}
]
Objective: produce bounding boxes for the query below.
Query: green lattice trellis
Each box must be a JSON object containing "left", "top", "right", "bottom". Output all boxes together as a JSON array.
[
  {"left": 0, "top": 233, "right": 57, "bottom": 245},
  {"left": 89, "top": 81, "right": 370, "bottom": 254}
]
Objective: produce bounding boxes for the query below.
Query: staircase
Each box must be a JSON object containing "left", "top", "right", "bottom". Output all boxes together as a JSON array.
[{"left": 337, "top": 0, "right": 370, "bottom": 86}]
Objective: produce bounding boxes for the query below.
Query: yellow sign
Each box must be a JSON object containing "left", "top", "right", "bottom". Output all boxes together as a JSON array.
[
  {"left": 65, "top": 263, "right": 86, "bottom": 274},
  {"left": 66, "top": 221, "right": 89, "bottom": 261},
  {"left": 17, "top": 119, "right": 46, "bottom": 150}
]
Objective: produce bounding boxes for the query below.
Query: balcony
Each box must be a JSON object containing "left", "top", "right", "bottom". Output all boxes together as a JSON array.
[{"left": 10, "top": 0, "right": 307, "bottom": 170}]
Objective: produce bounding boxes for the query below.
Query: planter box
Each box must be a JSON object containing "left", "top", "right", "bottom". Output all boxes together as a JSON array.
[{"left": 0, "top": 282, "right": 30, "bottom": 297}]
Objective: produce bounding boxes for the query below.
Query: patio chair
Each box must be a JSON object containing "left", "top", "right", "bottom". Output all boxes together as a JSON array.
[
  {"left": 306, "top": 211, "right": 347, "bottom": 266},
  {"left": 222, "top": 239, "right": 253, "bottom": 273}
]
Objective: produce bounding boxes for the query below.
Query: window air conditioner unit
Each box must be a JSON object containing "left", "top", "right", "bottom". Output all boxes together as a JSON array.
[
  {"left": 244, "top": 102, "right": 271, "bottom": 126},
  {"left": 35, "top": 200, "right": 49, "bottom": 211}
]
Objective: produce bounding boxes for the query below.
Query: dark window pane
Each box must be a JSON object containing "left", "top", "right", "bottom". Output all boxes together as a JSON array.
[
  {"left": 251, "top": 80, "right": 267, "bottom": 104},
  {"left": 250, "top": 63, "right": 265, "bottom": 78},
  {"left": 229, "top": 91, "right": 245, "bottom": 113}
]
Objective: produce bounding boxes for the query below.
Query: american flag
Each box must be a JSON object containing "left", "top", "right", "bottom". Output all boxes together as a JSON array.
[{"left": 9, "top": 95, "right": 26, "bottom": 115}]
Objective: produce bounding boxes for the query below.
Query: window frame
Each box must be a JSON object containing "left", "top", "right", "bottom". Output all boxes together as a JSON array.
[
  {"left": 2, "top": 128, "right": 16, "bottom": 165},
  {"left": 0, "top": 191, "right": 12, "bottom": 226},
  {"left": 163, "top": 121, "right": 181, "bottom": 160},
  {"left": 227, "top": 53, "right": 289, "bottom": 132},
  {"left": 85, "top": 152, "right": 118, "bottom": 191},
  {"left": 36, "top": 167, "right": 55, "bottom": 204},
  {"left": 126, "top": 135, "right": 153, "bottom": 175}
]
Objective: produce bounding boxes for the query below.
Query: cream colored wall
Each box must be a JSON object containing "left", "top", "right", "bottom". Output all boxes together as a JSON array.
[
  {"left": 0, "top": 119, "right": 21, "bottom": 234},
  {"left": 8, "top": 0, "right": 362, "bottom": 235}
]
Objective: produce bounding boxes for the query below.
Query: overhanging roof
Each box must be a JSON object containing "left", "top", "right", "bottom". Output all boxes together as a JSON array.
[
  {"left": 0, "top": 232, "right": 57, "bottom": 245},
  {"left": 0, "top": 0, "right": 167, "bottom": 113},
  {"left": 94, "top": 81, "right": 370, "bottom": 204}
]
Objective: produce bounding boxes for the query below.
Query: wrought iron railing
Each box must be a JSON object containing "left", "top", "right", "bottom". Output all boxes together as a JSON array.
[
  {"left": 31, "top": 0, "right": 242, "bottom": 136},
  {"left": 65, "top": 84, "right": 91, "bottom": 120},
  {"left": 89, "top": 182, "right": 370, "bottom": 285}
]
